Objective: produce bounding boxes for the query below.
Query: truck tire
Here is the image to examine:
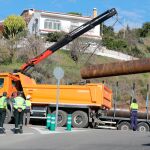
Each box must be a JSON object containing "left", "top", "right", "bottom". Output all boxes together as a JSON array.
[
  {"left": 53, "top": 110, "right": 67, "bottom": 127},
  {"left": 118, "top": 122, "right": 130, "bottom": 131},
  {"left": 72, "top": 111, "right": 88, "bottom": 128},
  {"left": 4, "top": 109, "right": 11, "bottom": 123},
  {"left": 137, "top": 122, "right": 149, "bottom": 132}
]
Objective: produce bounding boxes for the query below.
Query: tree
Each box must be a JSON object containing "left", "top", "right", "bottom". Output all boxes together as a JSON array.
[
  {"left": 139, "top": 22, "right": 150, "bottom": 37},
  {"left": 22, "top": 35, "right": 45, "bottom": 58},
  {"left": 0, "top": 38, "right": 11, "bottom": 64},
  {"left": 3, "top": 15, "right": 26, "bottom": 39},
  {"left": 2, "top": 15, "right": 26, "bottom": 62},
  {"left": 102, "top": 25, "right": 114, "bottom": 37}
]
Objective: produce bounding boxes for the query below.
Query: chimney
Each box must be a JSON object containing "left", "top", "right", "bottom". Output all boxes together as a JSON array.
[{"left": 93, "top": 8, "right": 97, "bottom": 18}]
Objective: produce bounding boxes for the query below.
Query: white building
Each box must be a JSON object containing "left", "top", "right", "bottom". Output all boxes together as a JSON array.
[{"left": 21, "top": 9, "right": 101, "bottom": 39}]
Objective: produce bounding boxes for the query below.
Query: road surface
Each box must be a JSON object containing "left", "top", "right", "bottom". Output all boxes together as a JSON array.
[{"left": 0, "top": 124, "right": 150, "bottom": 150}]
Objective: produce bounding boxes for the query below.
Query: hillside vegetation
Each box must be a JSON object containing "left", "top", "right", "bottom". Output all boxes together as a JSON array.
[
  {"left": 0, "top": 15, "right": 150, "bottom": 108},
  {"left": 102, "top": 23, "right": 150, "bottom": 58}
]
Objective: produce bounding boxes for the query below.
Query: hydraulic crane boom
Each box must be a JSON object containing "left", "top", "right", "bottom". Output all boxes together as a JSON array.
[{"left": 20, "top": 8, "right": 117, "bottom": 73}]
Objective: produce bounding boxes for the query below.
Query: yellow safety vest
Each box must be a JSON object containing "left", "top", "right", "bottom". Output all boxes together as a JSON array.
[
  {"left": 14, "top": 96, "right": 26, "bottom": 110},
  {"left": 26, "top": 100, "right": 31, "bottom": 109},
  {"left": 130, "top": 103, "right": 138, "bottom": 110},
  {"left": 0, "top": 96, "right": 7, "bottom": 109}
]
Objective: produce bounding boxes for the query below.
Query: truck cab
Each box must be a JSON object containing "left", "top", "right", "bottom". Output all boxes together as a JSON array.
[
  {"left": 0, "top": 73, "right": 24, "bottom": 123},
  {"left": 0, "top": 73, "right": 18, "bottom": 97}
]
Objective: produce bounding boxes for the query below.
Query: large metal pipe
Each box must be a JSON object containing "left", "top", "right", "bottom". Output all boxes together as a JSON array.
[
  {"left": 81, "top": 58, "right": 150, "bottom": 79},
  {"left": 106, "top": 108, "right": 150, "bottom": 119}
]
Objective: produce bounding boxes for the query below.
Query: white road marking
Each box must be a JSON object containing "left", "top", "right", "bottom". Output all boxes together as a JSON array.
[{"left": 30, "top": 127, "right": 88, "bottom": 134}]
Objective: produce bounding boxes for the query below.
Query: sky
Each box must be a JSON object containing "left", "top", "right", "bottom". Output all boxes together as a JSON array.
[{"left": 0, "top": 0, "right": 150, "bottom": 31}]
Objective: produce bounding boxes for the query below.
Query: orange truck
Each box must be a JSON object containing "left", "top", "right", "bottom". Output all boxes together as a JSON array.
[
  {"left": 0, "top": 72, "right": 112, "bottom": 128},
  {"left": 0, "top": 8, "right": 117, "bottom": 128}
]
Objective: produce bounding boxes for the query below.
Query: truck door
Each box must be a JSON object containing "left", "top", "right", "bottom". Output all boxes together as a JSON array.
[{"left": 0, "top": 76, "right": 17, "bottom": 97}]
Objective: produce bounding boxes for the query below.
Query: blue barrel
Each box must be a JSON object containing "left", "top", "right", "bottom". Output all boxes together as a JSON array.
[
  {"left": 66, "top": 114, "right": 72, "bottom": 131},
  {"left": 46, "top": 114, "right": 51, "bottom": 129},
  {"left": 50, "top": 114, "right": 56, "bottom": 131}
]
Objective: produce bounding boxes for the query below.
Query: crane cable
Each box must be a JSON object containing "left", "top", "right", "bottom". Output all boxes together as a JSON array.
[{"left": 70, "top": 14, "right": 127, "bottom": 66}]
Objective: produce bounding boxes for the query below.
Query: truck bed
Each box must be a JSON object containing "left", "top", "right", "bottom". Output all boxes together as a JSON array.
[{"left": 18, "top": 73, "right": 112, "bottom": 109}]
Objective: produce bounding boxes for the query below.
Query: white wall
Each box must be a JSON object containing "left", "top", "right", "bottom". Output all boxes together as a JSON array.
[
  {"left": 28, "top": 11, "right": 101, "bottom": 38},
  {"left": 28, "top": 12, "right": 41, "bottom": 35}
]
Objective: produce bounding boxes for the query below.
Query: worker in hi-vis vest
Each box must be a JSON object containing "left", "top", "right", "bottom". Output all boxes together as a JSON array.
[
  {"left": 130, "top": 98, "right": 138, "bottom": 131},
  {"left": 23, "top": 95, "right": 31, "bottom": 126},
  {"left": 13, "top": 92, "right": 26, "bottom": 134},
  {"left": 0, "top": 92, "right": 7, "bottom": 134}
]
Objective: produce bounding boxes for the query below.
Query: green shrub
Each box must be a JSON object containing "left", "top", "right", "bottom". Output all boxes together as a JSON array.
[{"left": 46, "top": 32, "right": 65, "bottom": 42}]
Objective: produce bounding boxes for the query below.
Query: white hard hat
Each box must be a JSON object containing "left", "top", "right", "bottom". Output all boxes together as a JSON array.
[{"left": 26, "top": 95, "right": 31, "bottom": 99}]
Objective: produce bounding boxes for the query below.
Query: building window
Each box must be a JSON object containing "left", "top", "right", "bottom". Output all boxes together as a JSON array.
[
  {"left": 44, "top": 19, "right": 61, "bottom": 30},
  {"left": 0, "top": 78, "right": 4, "bottom": 88}
]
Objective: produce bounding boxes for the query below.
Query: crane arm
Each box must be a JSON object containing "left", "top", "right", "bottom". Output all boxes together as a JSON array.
[{"left": 20, "top": 8, "right": 117, "bottom": 73}]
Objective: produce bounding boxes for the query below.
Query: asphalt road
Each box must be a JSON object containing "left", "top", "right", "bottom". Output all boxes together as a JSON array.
[{"left": 0, "top": 124, "right": 150, "bottom": 150}]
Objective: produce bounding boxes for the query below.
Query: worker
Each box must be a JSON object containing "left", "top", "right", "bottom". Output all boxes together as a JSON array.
[
  {"left": 13, "top": 92, "right": 26, "bottom": 134},
  {"left": 23, "top": 95, "right": 31, "bottom": 126},
  {"left": 130, "top": 98, "right": 138, "bottom": 131},
  {"left": 0, "top": 92, "right": 7, "bottom": 134}
]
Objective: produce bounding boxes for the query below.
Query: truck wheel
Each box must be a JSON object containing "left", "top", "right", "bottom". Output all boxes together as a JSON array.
[
  {"left": 118, "top": 122, "right": 130, "bottom": 131},
  {"left": 72, "top": 111, "right": 88, "bottom": 128},
  {"left": 53, "top": 110, "right": 67, "bottom": 127},
  {"left": 137, "top": 122, "right": 149, "bottom": 132},
  {"left": 4, "top": 109, "right": 11, "bottom": 123}
]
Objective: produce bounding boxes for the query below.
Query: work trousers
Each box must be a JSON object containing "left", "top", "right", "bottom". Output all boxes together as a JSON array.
[
  {"left": 130, "top": 111, "right": 138, "bottom": 131},
  {"left": 14, "top": 109, "right": 24, "bottom": 129},
  {"left": 0, "top": 108, "right": 6, "bottom": 128},
  {"left": 23, "top": 109, "right": 30, "bottom": 125}
]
